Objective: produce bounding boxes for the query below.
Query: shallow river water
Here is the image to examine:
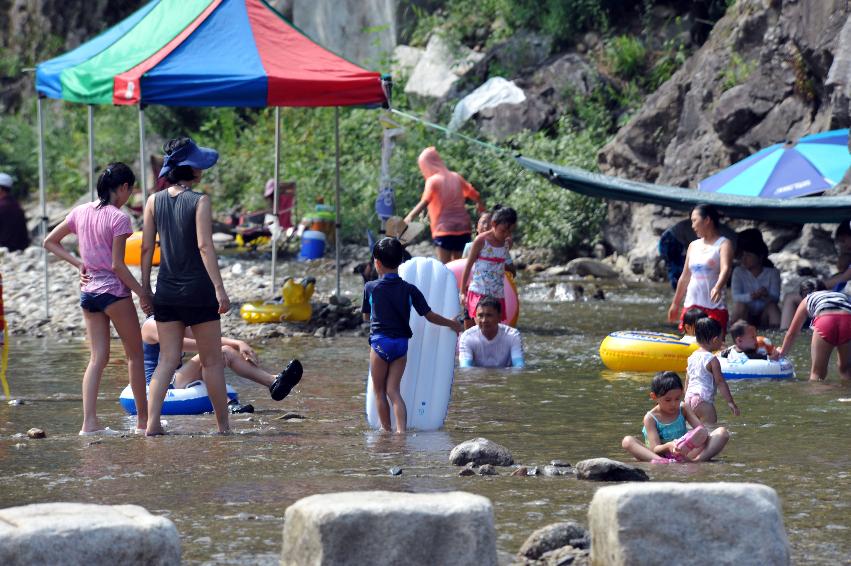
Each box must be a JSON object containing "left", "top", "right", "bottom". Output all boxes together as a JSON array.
[{"left": 1, "top": 276, "right": 849, "bottom": 564}]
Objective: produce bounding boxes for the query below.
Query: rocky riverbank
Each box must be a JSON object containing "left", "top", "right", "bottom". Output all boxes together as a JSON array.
[{"left": 0, "top": 242, "right": 371, "bottom": 341}]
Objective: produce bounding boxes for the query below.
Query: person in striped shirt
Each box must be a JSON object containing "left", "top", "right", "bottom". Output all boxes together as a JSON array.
[{"left": 777, "top": 279, "right": 851, "bottom": 381}]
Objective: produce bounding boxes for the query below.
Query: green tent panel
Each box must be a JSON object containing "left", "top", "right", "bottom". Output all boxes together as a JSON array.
[{"left": 517, "top": 155, "right": 851, "bottom": 224}]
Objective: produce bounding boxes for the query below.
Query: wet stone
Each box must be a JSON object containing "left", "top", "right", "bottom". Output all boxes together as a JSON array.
[
  {"left": 449, "top": 437, "right": 514, "bottom": 467},
  {"left": 478, "top": 464, "right": 498, "bottom": 476},
  {"left": 511, "top": 466, "right": 529, "bottom": 476},
  {"left": 277, "top": 412, "right": 306, "bottom": 421},
  {"left": 26, "top": 428, "right": 46, "bottom": 439},
  {"left": 518, "top": 521, "right": 591, "bottom": 560},
  {"left": 458, "top": 468, "right": 477, "bottom": 477},
  {"left": 389, "top": 466, "right": 403, "bottom": 476},
  {"left": 550, "top": 459, "right": 571, "bottom": 467},
  {"left": 575, "top": 458, "right": 648, "bottom": 482}
]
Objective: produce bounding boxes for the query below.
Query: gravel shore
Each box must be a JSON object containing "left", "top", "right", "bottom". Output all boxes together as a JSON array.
[{"left": 1, "top": 242, "right": 372, "bottom": 341}]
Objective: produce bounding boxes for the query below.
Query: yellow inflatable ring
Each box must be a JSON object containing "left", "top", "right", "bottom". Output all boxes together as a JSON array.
[{"left": 599, "top": 331, "right": 698, "bottom": 372}]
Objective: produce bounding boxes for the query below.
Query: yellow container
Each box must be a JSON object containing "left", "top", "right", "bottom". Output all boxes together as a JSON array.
[
  {"left": 599, "top": 331, "right": 698, "bottom": 372},
  {"left": 124, "top": 231, "right": 160, "bottom": 266}
]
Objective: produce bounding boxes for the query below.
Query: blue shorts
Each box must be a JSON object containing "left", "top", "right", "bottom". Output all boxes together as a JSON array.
[
  {"left": 369, "top": 334, "right": 409, "bottom": 362},
  {"left": 80, "top": 292, "right": 128, "bottom": 313},
  {"left": 433, "top": 233, "right": 470, "bottom": 252}
]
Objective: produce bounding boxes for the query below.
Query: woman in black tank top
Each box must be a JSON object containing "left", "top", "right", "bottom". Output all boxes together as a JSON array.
[{"left": 141, "top": 137, "right": 231, "bottom": 435}]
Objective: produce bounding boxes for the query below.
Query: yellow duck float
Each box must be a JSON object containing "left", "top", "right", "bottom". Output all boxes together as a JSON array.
[{"left": 240, "top": 277, "right": 316, "bottom": 323}]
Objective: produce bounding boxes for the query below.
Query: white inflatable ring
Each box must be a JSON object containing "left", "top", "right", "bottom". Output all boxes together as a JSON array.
[
  {"left": 719, "top": 356, "right": 795, "bottom": 380},
  {"left": 119, "top": 382, "right": 238, "bottom": 415}
]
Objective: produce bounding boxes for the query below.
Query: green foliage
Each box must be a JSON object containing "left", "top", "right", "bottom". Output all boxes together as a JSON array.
[
  {"left": 605, "top": 35, "right": 647, "bottom": 81},
  {"left": 720, "top": 52, "right": 755, "bottom": 91},
  {"left": 408, "top": 0, "right": 607, "bottom": 50},
  {"left": 501, "top": 0, "right": 608, "bottom": 47},
  {"left": 648, "top": 37, "right": 687, "bottom": 90},
  {"left": 3, "top": 87, "right": 608, "bottom": 255}
]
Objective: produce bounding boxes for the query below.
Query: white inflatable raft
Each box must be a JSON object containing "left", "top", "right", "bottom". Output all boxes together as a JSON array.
[
  {"left": 119, "top": 382, "right": 238, "bottom": 415},
  {"left": 366, "top": 257, "right": 461, "bottom": 431},
  {"left": 719, "top": 356, "right": 795, "bottom": 380}
]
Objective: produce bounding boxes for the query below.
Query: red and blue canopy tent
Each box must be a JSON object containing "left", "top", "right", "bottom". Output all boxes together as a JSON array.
[{"left": 34, "top": 0, "right": 389, "bottom": 315}]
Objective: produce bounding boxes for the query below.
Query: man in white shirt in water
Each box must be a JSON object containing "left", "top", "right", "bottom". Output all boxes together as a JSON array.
[{"left": 459, "top": 295, "right": 525, "bottom": 368}]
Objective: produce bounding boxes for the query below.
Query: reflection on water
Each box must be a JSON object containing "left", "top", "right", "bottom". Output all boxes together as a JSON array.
[{"left": 1, "top": 279, "right": 849, "bottom": 565}]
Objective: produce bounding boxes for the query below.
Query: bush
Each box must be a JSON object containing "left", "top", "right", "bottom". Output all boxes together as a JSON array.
[{"left": 605, "top": 35, "right": 647, "bottom": 81}]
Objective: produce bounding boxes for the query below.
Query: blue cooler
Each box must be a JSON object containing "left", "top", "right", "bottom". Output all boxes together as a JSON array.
[{"left": 299, "top": 230, "right": 326, "bottom": 260}]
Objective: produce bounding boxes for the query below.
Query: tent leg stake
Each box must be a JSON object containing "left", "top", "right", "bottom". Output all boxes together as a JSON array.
[
  {"left": 139, "top": 105, "right": 148, "bottom": 204},
  {"left": 88, "top": 105, "right": 95, "bottom": 202},
  {"left": 335, "top": 107, "right": 341, "bottom": 299},
  {"left": 271, "top": 106, "right": 280, "bottom": 293},
  {"left": 37, "top": 96, "right": 50, "bottom": 318}
]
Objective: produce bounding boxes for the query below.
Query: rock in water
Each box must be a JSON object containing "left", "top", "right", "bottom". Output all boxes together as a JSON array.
[
  {"left": 449, "top": 437, "right": 514, "bottom": 466},
  {"left": 574, "top": 458, "right": 648, "bottom": 482},
  {"left": 563, "top": 258, "right": 619, "bottom": 279},
  {"left": 389, "top": 466, "right": 403, "bottom": 476},
  {"left": 26, "top": 428, "right": 45, "bottom": 439},
  {"left": 281, "top": 491, "right": 497, "bottom": 566},
  {"left": 518, "top": 522, "right": 590, "bottom": 560},
  {"left": 477, "top": 464, "right": 498, "bottom": 476},
  {"left": 541, "top": 465, "right": 572, "bottom": 477},
  {"left": 589, "top": 483, "right": 790, "bottom": 565},
  {"left": 0, "top": 502, "right": 180, "bottom": 565}
]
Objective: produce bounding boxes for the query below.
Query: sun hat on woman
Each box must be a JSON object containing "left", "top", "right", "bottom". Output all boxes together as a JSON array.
[{"left": 158, "top": 138, "right": 218, "bottom": 178}]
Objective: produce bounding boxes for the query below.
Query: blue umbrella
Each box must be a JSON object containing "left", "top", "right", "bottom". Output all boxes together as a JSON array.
[{"left": 698, "top": 129, "right": 850, "bottom": 199}]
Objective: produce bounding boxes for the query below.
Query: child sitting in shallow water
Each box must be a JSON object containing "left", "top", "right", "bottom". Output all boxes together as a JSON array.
[
  {"left": 622, "top": 371, "right": 731, "bottom": 463},
  {"left": 720, "top": 319, "right": 777, "bottom": 361}
]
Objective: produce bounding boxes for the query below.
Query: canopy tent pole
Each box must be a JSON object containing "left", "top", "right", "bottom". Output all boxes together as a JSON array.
[
  {"left": 37, "top": 96, "right": 50, "bottom": 318},
  {"left": 87, "top": 105, "right": 95, "bottom": 201},
  {"left": 334, "top": 107, "right": 341, "bottom": 299},
  {"left": 138, "top": 105, "right": 148, "bottom": 203},
  {"left": 271, "top": 106, "right": 281, "bottom": 293}
]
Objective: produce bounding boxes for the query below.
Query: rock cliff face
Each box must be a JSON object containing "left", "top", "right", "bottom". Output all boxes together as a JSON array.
[{"left": 597, "top": 0, "right": 851, "bottom": 275}]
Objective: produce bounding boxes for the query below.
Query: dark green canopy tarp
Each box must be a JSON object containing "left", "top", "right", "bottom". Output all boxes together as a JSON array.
[{"left": 517, "top": 155, "right": 851, "bottom": 224}]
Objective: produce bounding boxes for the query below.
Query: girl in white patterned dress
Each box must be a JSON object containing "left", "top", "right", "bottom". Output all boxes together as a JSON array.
[{"left": 460, "top": 206, "right": 517, "bottom": 323}]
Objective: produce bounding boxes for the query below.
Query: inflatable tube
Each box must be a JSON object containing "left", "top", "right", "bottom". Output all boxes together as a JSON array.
[
  {"left": 119, "top": 382, "right": 238, "bottom": 416},
  {"left": 720, "top": 356, "right": 795, "bottom": 380},
  {"left": 600, "top": 331, "right": 698, "bottom": 372},
  {"left": 446, "top": 258, "right": 519, "bottom": 326},
  {"left": 366, "top": 257, "right": 460, "bottom": 431},
  {"left": 124, "top": 231, "right": 160, "bottom": 266}
]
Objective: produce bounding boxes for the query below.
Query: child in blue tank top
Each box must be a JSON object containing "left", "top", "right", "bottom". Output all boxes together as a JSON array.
[
  {"left": 362, "top": 238, "right": 462, "bottom": 434},
  {"left": 622, "top": 372, "right": 732, "bottom": 463}
]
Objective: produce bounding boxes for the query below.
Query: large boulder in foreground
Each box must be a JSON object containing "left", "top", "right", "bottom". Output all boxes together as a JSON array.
[
  {"left": 575, "top": 458, "right": 649, "bottom": 482},
  {"left": 589, "top": 482, "right": 790, "bottom": 566},
  {"left": 449, "top": 437, "right": 514, "bottom": 466},
  {"left": 281, "top": 491, "right": 497, "bottom": 566},
  {"left": 0, "top": 503, "right": 180, "bottom": 566}
]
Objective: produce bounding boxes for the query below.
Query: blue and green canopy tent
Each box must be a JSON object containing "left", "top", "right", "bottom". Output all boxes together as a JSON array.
[
  {"left": 32, "top": 0, "right": 390, "bottom": 315},
  {"left": 516, "top": 155, "right": 851, "bottom": 224}
]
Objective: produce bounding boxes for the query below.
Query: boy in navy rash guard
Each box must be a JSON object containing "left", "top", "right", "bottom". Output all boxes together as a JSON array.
[{"left": 362, "top": 238, "right": 462, "bottom": 433}]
